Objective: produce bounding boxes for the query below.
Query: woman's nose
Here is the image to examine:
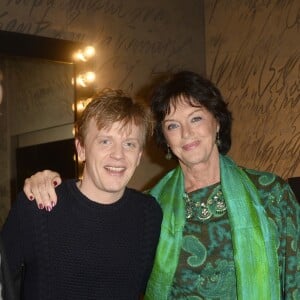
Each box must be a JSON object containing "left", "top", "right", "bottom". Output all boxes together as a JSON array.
[{"left": 182, "top": 125, "right": 192, "bottom": 138}]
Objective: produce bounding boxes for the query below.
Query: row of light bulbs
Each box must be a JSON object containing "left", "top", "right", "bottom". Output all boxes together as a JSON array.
[
  {"left": 72, "top": 46, "right": 95, "bottom": 167},
  {"left": 73, "top": 46, "right": 96, "bottom": 87}
]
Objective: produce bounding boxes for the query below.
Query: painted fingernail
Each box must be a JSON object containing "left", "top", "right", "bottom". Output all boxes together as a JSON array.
[
  {"left": 46, "top": 206, "right": 52, "bottom": 212},
  {"left": 29, "top": 195, "right": 34, "bottom": 200},
  {"left": 51, "top": 201, "right": 55, "bottom": 207},
  {"left": 38, "top": 204, "right": 44, "bottom": 210},
  {"left": 53, "top": 181, "right": 57, "bottom": 186}
]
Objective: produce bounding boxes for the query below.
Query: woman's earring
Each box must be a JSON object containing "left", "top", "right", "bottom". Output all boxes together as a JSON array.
[
  {"left": 216, "top": 132, "right": 221, "bottom": 147},
  {"left": 165, "top": 146, "right": 172, "bottom": 160}
]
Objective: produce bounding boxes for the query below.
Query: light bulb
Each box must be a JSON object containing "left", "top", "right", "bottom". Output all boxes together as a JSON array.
[
  {"left": 73, "top": 46, "right": 95, "bottom": 62},
  {"left": 73, "top": 51, "right": 87, "bottom": 62},
  {"left": 85, "top": 72, "right": 95, "bottom": 82},
  {"left": 77, "top": 101, "right": 85, "bottom": 112},
  {"left": 76, "top": 75, "right": 87, "bottom": 87},
  {"left": 84, "top": 46, "right": 95, "bottom": 58}
]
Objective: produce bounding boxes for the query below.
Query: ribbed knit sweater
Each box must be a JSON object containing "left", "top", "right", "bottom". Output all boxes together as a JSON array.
[{"left": 1, "top": 180, "right": 162, "bottom": 300}]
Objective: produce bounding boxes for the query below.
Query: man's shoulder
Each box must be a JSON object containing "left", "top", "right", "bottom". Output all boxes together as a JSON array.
[
  {"left": 125, "top": 188, "right": 162, "bottom": 212},
  {"left": 126, "top": 187, "right": 156, "bottom": 203},
  {"left": 55, "top": 179, "right": 78, "bottom": 196}
]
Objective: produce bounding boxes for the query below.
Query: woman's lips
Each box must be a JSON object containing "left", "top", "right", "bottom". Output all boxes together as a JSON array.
[{"left": 182, "top": 141, "right": 200, "bottom": 151}]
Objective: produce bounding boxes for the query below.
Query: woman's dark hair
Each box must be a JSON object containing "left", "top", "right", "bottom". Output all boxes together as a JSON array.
[{"left": 150, "top": 70, "right": 232, "bottom": 155}]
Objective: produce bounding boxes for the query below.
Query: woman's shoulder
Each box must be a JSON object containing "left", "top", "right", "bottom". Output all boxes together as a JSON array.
[
  {"left": 242, "top": 167, "right": 286, "bottom": 187},
  {"left": 242, "top": 167, "right": 299, "bottom": 207}
]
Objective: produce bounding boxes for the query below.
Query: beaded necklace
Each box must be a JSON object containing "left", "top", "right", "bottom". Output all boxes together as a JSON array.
[{"left": 183, "top": 183, "right": 227, "bottom": 221}]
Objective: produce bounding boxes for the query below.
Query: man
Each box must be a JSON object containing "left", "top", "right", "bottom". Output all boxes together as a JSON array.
[
  {"left": 0, "top": 237, "right": 17, "bottom": 300},
  {"left": 1, "top": 89, "right": 162, "bottom": 299}
]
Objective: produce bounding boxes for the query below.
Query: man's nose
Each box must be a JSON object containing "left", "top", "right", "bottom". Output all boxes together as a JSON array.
[{"left": 110, "top": 143, "right": 124, "bottom": 159}]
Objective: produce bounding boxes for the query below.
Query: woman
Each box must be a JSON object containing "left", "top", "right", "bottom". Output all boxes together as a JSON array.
[{"left": 22, "top": 71, "right": 299, "bottom": 299}]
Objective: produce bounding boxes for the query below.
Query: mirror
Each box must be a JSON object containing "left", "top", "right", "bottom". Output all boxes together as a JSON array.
[{"left": 0, "top": 30, "right": 82, "bottom": 226}]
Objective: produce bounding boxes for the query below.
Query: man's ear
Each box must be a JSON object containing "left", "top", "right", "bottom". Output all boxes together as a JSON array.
[{"left": 75, "top": 139, "right": 85, "bottom": 162}]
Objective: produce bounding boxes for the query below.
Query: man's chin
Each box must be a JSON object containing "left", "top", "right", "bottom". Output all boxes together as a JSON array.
[
  {"left": 102, "top": 175, "right": 132, "bottom": 194},
  {"left": 105, "top": 185, "right": 127, "bottom": 195}
]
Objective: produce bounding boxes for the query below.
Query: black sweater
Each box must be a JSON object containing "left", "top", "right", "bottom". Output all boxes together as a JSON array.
[{"left": 1, "top": 180, "right": 162, "bottom": 300}]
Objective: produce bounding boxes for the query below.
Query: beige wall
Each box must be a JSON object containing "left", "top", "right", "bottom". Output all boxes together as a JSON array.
[
  {"left": 205, "top": 0, "right": 299, "bottom": 179},
  {"left": 0, "top": 0, "right": 204, "bottom": 225},
  {"left": 0, "top": 1, "right": 299, "bottom": 226}
]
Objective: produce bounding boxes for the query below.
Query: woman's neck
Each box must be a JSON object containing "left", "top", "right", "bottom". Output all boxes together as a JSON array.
[{"left": 181, "top": 156, "right": 220, "bottom": 193}]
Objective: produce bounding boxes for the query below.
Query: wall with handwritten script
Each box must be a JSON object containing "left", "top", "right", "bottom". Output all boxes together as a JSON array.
[
  {"left": 0, "top": 1, "right": 204, "bottom": 94},
  {"left": 205, "top": 0, "right": 299, "bottom": 179},
  {"left": 2, "top": 0, "right": 297, "bottom": 213},
  {"left": 0, "top": 1, "right": 204, "bottom": 224}
]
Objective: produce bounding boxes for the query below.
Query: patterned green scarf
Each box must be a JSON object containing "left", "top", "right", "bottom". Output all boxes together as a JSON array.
[{"left": 145, "top": 155, "right": 280, "bottom": 299}]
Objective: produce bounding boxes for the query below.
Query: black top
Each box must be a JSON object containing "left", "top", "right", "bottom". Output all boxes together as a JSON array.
[
  {"left": 0, "top": 237, "right": 18, "bottom": 300},
  {"left": 1, "top": 180, "right": 162, "bottom": 300}
]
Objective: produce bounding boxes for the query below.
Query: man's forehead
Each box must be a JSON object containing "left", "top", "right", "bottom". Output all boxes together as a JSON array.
[{"left": 98, "top": 120, "right": 142, "bottom": 135}]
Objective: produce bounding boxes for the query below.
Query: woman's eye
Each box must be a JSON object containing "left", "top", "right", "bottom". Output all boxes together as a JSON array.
[
  {"left": 167, "top": 123, "right": 179, "bottom": 130},
  {"left": 191, "top": 116, "right": 202, "bottom": 123}
]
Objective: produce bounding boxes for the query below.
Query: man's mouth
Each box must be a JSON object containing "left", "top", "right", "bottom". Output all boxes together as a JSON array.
[{"left": 105, "top": 166, "right": 126, "bottom": 173}]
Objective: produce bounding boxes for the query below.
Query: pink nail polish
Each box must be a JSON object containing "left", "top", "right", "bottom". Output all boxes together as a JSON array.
[
  {"left": 38, "top": 204, "right": 44, "bottom": 210},
  {"left": 46, "top": 206, "right": 52, "bottom": 212}
]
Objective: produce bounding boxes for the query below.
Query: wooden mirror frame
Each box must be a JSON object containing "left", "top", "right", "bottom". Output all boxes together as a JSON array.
[
  {"left": 0, "top": 30, "right": 82, "bottom": 62},
  {"left": 0, "top": 30, "right": 83, "bottom": 204}
]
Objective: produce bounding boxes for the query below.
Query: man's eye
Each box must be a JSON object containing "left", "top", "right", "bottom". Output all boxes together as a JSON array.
[
  {"left": 124, "top": 142, "right": 137, "bottom": 149},
  {"left": 100, "top": 139, "right": 110, "bottom": 145}
]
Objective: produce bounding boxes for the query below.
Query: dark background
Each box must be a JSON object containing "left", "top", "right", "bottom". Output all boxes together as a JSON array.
[{"left": 15, "top": 139, "right": 77, "bottom": 197}]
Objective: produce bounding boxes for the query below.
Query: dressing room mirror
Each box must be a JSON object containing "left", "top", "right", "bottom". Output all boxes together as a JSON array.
[{"left": 0, "top": 30, "right": 82, "bottom": 225}]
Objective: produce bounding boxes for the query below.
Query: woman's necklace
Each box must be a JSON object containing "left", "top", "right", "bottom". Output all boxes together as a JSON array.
[{"left": 183, "top": 184, "right": 227, "bottom": 222}]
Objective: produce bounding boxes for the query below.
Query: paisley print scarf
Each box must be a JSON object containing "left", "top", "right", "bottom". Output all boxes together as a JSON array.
[{"left": 145, "top": 155, "right": 280, "bottom": 300}]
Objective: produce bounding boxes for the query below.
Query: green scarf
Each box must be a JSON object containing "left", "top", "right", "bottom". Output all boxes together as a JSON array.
[{"left": 145, "top": 155, "right": 280, "bottom": 299}]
